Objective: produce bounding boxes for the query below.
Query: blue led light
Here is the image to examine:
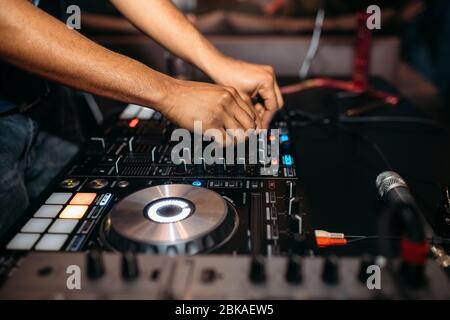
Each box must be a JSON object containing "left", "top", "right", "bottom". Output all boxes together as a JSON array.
[
  {"left": 192, "top": 180, "right": 202, "bottom": 187},
  {"left": 280, "top": 134, "right": 289, "bottom": 143},
  {"left": 283, "top": 155, "right": 293, "bottom": 166}
]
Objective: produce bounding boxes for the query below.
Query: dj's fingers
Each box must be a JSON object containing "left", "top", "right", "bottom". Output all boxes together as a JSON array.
[
  {"left": 258, "top": 67, "right": 279, "bottom": 111},
  {"left": 222, "top": 91, "right": 256, "bottom": 132},
  {"left": 255, "top": 103, "right": 265, "bottom": 117},
  {"left": 225, "top": 87, "right": 259, "bottom": 129},
  {"left": 235, "top": 89, "right": 263, "bottom": 130},
  {"left": 231, "top": 102, "right": 257, "bottom": 133},
  {"left": 223, "top": 116, "right": 247, "bottom": 144},
  {"left": 274, "top": 81, "right": 284, "bottom": 109},
  {"left": 262, "top": 109, "right": 276, "bottom": 129}
]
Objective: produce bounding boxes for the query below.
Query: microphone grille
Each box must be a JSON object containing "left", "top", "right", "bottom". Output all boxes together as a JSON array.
[{"left": 376, "top": 171, "right": 408, "bottom": 198}]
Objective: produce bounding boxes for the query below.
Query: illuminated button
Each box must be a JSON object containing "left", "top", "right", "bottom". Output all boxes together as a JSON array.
[
  {"left": 21, "top": 218, "right": 52, "bottom": 233},
  {"left": 60, "top": 205, "right": 88, "bottom": 219},
  {"left": 192, "top": 180, "right": 202, "bottom": 187},
  {"left": 146, "top": 199, "right": 193, "bottom": 223},
  {"left": 282, "top": 155, "right": 293, "bottom": 166},
  {"left": 45, "top": 192, "right": 72, "bottom": 205},
  {"left": 70, "top": 193, "right": 97, "bottom": 205},
  {"left": 280, "top": 135, "right": 289, "bottom": 143},
  {"left": 34, "top": 205, "right": 63, "bottom": 218},
  {"left": 6, "top": 233, "right": 40, "bottom": 250},
  {"left": 35, "top": 234, "right": 68, "bottom": 251},
  {"left": 48, "top": 219, "right": 79, "bottom": 234},
  {"left": 129, "top": 118, "right": 140, "bottom": 128}
]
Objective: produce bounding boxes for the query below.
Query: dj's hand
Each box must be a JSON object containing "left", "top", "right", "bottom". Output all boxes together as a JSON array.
[
  {"left": 208, "top": 57, "right": 284, "bottom": 128},
  {"left": 161, "top": 79, "right": 262, "bottom": 145}
]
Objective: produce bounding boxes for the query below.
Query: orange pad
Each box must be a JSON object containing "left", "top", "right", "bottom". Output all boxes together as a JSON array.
[
  {"left": 70, "top": 193, "right": 97, "bottom": 205},
  {"left": 60, "top": 205, "right": 88, "bottom": 219}
]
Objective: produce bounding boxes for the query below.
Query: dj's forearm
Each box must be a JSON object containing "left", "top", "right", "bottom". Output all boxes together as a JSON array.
[
  {"left": 0, "top": 0, "right": 172, "bottom": 111},
  {"left": 109, "top": 0, "right": 226, "bottom": 81}
]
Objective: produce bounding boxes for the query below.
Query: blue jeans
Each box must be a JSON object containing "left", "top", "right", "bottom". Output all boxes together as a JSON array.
[{"left": 0, "top": 112, "right": 78, "bottom": 237}]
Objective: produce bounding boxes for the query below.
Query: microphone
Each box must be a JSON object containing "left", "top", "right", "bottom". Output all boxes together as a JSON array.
[
  {"left": 376, "top": 171, "right": 426, "bottom": 242},
  {"left": 376, "top": 171, "right": 429, "bottom": 287}
]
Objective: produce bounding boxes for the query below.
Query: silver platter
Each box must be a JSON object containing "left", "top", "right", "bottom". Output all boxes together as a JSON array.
[{"left": 102, "top": 185, "right": 237, "bottom": 255}]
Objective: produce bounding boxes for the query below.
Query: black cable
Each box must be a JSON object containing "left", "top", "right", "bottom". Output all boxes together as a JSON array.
[
  {"left": 345, "top": 235, "right": 450, "bottom": 245},
  {"left": 336, "top": 123, "right": 394, "bottom": 171},
  {"left": 340, "top": 115, "right": 441, "bottom": 129}
]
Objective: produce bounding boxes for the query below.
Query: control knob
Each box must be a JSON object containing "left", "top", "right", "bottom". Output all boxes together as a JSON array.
[
  {"left": 285, "top": 255, "right": 302, "bottom": 284},
  {"left": 121, "top": 251, "right": 140, "bottom": 281},
  {"left": 249, "top": 256, "right": 266, "bottom": 284},
  {"left": 86, "top": 249, "right": 105, "bottom": 280},
  {"left": 322, "top": 256, "right": 339, "bottom": 285}
]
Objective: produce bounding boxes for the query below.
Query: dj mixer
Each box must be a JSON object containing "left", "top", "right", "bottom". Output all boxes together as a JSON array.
[
  {"left": 0, "top": 104, "right": 449, "bottom": 300},
  {"left": 1, "top": 104, "right": 307, "bottom": 256}
]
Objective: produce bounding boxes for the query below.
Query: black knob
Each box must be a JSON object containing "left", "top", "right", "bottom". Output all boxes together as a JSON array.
[
  {"left": 86, "top": 249, "right": 105, "bottom": 280},
  {"left": 201, "top": 268, "right": 217, "bottom": 284},
  {"left": 249, "top": 256, "right": 266, "bottom": 284},
  {"left": 174, "top": 163, "right": 187, "bottom": 175},
  {"left": 121, "top": 251, "right": 140, "bottom": 281},
  {"left": 285, "top": 255, "right": 302, "bottom": 284},
  {"left": 322, "top": 256, "right": 339, "bottom": 285},
  {"left": 358, "top": 255, "right": 374, "bottom": 283}
]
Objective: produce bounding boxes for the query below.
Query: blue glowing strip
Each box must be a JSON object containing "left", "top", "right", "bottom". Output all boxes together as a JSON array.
[
  {"left": 192, "top": 180, "right": 202, "bottom": 187},
  {"left": 283, "top": 155, "right": 294, "bottom": 166}
]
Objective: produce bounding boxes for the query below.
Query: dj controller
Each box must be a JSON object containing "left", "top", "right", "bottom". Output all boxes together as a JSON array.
[{"left": 0, "top": 104, "right": 449, "bottom": 300}]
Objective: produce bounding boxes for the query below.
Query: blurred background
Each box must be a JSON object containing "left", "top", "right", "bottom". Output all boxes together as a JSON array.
[{"left": 71, "top": 0, "right": 449, "bottom": 120}]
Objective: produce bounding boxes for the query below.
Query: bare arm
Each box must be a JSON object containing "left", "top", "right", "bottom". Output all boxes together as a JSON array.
[
  {"left": 0, "top": 0, "right": 260, "bottom": 139},
  {"left": 109, "top": 0, "right": 224, "bottom": 80},
  {"left": 110, "top": 0, "right": 283, "bottom": 116},
  {"left": 0, "top": 0, "right": 175, "bottom": 110}
]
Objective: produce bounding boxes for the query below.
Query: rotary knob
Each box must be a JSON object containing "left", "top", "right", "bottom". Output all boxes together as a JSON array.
[
  {"left": 60, "top": 178, "right": 80, "bottom": 189},
  {"left": 174, "top": 164, "right": 186, "bottom": 175},
  {"left": 322, "top": 256, "right": 339, "bottom": 285},
  {"left": 249, "top": 256, "right": 266, "bottom": 284},
  {"left": 121, "top": 251, "right": 140, "bottom": 281},
  {"left": 88, "top": 179, "right": 109, "bottom": 190},
  {"left": 285, "top": 255, "right": 302, "bottom": 284},
  {"left": 86, "top": 249, "right": 105, "bottom": 280}
]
